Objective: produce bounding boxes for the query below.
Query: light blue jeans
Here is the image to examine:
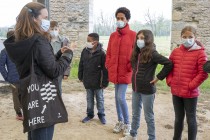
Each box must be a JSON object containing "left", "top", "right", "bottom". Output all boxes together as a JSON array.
[
  {"left": 130, "top": 92, "right": 155, "bottom": 140},
  {"left": 115, "top": 84, "right": 129, "bottom": 124},
  {"left": 86, "top": 89, "right": 105, "bottom": 118}
]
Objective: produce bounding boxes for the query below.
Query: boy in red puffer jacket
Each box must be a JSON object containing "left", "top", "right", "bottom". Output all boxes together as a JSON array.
[{"left": 166, "top": 26, "right": 208, "bottom": 140}]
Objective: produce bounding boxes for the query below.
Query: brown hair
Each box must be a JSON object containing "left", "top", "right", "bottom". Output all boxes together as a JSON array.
[
  {"left": 181, "top": 26, "right": 196, "bottom": 36},
  {"left": 7, "top": 30, "right": 15, "bottom": 38},
  {"left": 50, "top": 21, "right": 59, "bottom": 28},
  {"left": 181, "top": 26, "right": 203, "bottom": 47},
  {"left": 15, "top": 2, "right": 50, "bottom": 42},
  {"left": 131, "top": 30, "right": 155, "bottom": 65}
]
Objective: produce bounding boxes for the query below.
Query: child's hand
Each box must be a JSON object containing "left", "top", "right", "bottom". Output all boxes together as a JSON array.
[
  {"left": 63, "top": 76, "right": 68, "bottom": 80},
  {"left": 61, "top": 46, "right": 70, "bottom": 53},
  {"left": 150, "top": 78, "right": 159, "bottom": 84}
]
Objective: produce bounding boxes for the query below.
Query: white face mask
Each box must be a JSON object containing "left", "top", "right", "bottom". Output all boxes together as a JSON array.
[
  {"left": 137, "top": 39, "right": 145, "bottom": 49},
  {"left": 41, "top": 19, "right": 50, "bottom": 32},
  {"left": 181, "top": 38, "right": 195, "bottom": 48},
  {"left": 50, "top": 30, "right": 59, "bottom": 37},
  {"left": 86, "top": 42, "right": 94, "bottom": 49},
  {"left": 116, "top": 20, "right": 126, "bottom": 28}
]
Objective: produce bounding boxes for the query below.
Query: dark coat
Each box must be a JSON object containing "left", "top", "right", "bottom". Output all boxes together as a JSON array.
[
  {"left": 3, "top": 34, "right": 72, "bottom": 81},
  {"left": 0, "top": 48, "right": 19, "bottom": 83},
  {"left": 78, "top": 43, "right": 109, "bottom": 89},
  {"left": 132, "top": 50, "right": 173, "bottom": 94},
  {"left": 203, "top": 61, "right": 210, "bottom": 73}
]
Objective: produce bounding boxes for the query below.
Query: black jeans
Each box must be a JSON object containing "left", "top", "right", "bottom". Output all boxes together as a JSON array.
[{"left": 172, "top": 95, "right": 197, "bottom": 140}]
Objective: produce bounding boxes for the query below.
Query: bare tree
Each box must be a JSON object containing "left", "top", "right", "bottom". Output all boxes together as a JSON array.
[
  {"left": 93, "top": 11, "right": 116, "bottom": 36},
  {"left": 144, "top": 9, "right": 157, "bottom": 36}
]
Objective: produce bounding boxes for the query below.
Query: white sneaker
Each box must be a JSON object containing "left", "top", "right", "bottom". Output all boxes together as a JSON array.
[
  {"left": 113, "top": 121, "right": 124, "bottom": 133},
  {"left": 119, "top": 135, "right": 137, "bottom": 140},
  {"left": 123, "top": 124, "right": 131, "bottom": 136}
]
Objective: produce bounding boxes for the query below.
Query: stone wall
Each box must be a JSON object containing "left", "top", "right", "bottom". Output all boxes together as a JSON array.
[
  {"left": 49, "top": 0, "right": 93, "bottom": 56},
  {"left": 34, "top": 0, "right": 210, "bottom": 55},
  {"left": 172, "top": 0, "right": 210, "bottom": 54},
  {"left": 33, "top": 0, "right": 93, "bottom": 57}
]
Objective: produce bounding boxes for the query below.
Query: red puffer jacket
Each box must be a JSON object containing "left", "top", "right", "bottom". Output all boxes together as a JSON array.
[
  {"left": 105, "top": 24, "right": 136, "bottom": 84},
  {"left": 166, "top": 43, "right": 208, "bottom": 98}
]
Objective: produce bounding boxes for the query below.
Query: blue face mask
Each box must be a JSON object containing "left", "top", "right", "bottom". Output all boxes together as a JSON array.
[
  {"left": 116, "top": 20, "right": 126, "bottom": 28},
  {"left": 182, "top": 38, "right": 195, "bottom": 48},
  {"left": 41, "top": 19, "right": 50, "bottom": 32},
  {"left": 137, "top": 39, "right": 145, "bottom": 49}
]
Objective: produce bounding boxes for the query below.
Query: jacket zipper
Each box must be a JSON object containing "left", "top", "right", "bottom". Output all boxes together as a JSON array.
[{"left": 135, "top": 53, "right": 140, "bottom": 92}]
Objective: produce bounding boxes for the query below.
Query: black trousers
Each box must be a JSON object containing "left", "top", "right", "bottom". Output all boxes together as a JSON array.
[{"left": 172, "top": 95, "right": 197, "bottom": 140}]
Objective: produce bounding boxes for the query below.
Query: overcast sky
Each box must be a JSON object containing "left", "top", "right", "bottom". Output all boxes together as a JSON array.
[
  {"left": 0, "top": 0, "right": 172, "bottom": 27},
  {"left": 93, "top": 0, "right": 172, "bottom": 22}
]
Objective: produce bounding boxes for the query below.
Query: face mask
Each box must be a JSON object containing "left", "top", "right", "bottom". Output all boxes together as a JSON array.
[
  {"left": 116, "top": 20, "right": 126, "bottom": 28},
  {"left": 182, "top": 38, "right": 195, "bottom": 48},
  {"left": 41, "top": 19, "right": 50, "bottom": 32},
  {"left": 50, "top": 30, "right": 59, "bottom": 37},
  {"left": 86, "top": 42, "right": 94, "bottom": 49},
  {"left": 137, "top": 39, "right": 145, "bottom": 49}
]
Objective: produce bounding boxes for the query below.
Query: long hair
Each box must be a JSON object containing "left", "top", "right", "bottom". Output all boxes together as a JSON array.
[
  {"left": 131, "top": 30, "right": 155, "bottom": 65},
  {"left": 15, "top": 2, "right": 49, "bottom": 42}
]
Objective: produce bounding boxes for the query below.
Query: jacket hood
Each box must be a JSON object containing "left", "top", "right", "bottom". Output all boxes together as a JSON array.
[{"left": 3, "top": 34, "right": 40, "bottom": 65}]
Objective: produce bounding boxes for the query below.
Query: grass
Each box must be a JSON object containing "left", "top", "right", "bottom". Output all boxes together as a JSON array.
[
  {"left": 70, "top": 36, "right": 210, "bottom": 93},
  {"left": 69, "top": 58, "right": 80, "bottom": 79}
]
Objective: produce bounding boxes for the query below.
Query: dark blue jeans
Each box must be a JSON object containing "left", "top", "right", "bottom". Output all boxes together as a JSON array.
[
  {"left": 28, "top": 125, "right": 54, "bottom": 140},
  {"left": 86, "top": 89, "right": 105, "bottom": 118}
]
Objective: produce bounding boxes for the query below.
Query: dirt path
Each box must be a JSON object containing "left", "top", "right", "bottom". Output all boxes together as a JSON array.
[{"left": 0, "top": 81, "right": 209, "bottom": 140}]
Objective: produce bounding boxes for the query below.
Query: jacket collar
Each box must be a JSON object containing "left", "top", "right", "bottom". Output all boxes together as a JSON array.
[
  {"left": 116, "top": 24, "right": 130, "bottom": 35},
  {"left": 180, "top": 42, "right": 204, "bottom": 52}
]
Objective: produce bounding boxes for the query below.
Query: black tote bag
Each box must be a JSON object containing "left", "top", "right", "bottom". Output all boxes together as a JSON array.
[{"left": 19, "top": 54, "right": 68, "bottom": 133}]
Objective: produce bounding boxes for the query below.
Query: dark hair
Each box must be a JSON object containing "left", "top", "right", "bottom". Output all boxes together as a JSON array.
[
  {"left": 7, "top": 30, "right": 15, "bottom": 38},
  {"left": 131, "top": 30, "right": 155, "bottom": 65},
  {"left": 15, "top": 2, "right": 50, "bottom": 41},
  {"left": 50, "top": 21, "right": 59, "bottom": 28},
  {"left": 115, "top": 7, "right": 131, "bottom": 21},
  {"left": 88, "top": 33, "right": 99, "bottom": 41}
]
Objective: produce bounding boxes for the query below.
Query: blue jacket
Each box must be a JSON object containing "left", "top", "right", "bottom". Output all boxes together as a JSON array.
[{"left": 0, "top": 48, "right": 19, "bottom": 83}]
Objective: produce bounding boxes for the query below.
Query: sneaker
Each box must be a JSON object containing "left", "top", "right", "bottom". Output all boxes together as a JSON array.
[
  {"left": 82, "top": 116, "right": 93, "bottom": 123},
  {"left": 113, "top": 121, "right": 124, "bottom": 133},
  {"left": 119, "top": 135, "right": 137, "bottom": 140},
  {"left": 98, "top": 116, "right": 106, "bottom": 124},
  {"left": 123, "top": 124, "right": 131, "bottom": 136}
]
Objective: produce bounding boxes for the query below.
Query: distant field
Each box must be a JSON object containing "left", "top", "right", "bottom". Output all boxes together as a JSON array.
[{"left": 100, "top": 36, "right": 171, "bottom": 56}]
